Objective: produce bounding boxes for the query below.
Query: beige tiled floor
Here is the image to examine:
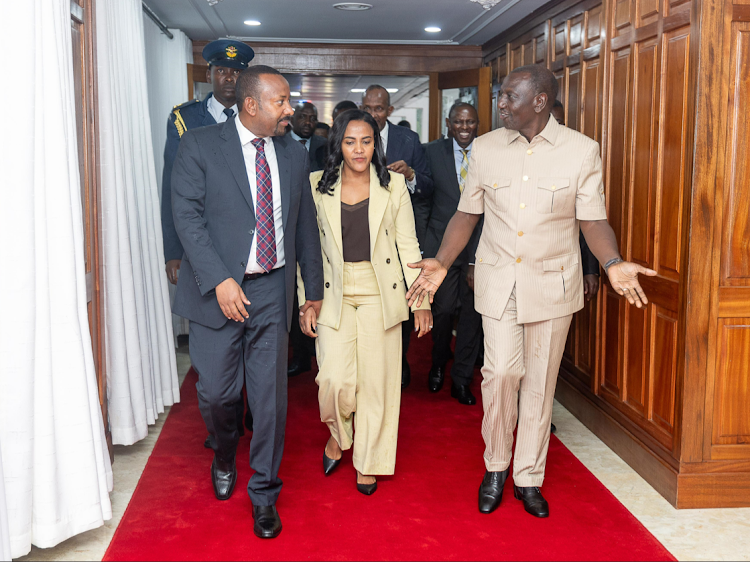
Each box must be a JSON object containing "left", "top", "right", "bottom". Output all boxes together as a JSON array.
[{"left": 16, "top": 350, "right": 750, "bottom": 561}]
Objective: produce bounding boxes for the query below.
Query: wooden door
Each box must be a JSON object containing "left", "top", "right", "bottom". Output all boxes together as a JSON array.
[
  {"left": 428, "top": 67, "right": 492, "bottom": 141},
  {"left": 71, "top": 0, "right": 109, "bottom": 454}
]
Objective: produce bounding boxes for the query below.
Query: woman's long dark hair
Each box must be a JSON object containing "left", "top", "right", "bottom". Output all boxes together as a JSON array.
[{"left": 317, "top": 109, "right": 391, "bottom": 195}]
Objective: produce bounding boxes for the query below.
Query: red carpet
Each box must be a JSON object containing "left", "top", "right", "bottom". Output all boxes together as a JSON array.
[{"left": 104, "top": 334, "right": 675, "bottom": 561}]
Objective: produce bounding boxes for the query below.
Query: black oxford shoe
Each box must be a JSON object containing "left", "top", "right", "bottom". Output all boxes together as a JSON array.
[
  {"left": 401, "top": 359, "right": 411, "bottom": 390},
  {"left": 287, "top": 357, "right": 311, "bottom": 378},
  {"left": 252, "top": 505, "right": 282, "bottom": 539},
  {"left": 451, "top": 383, "right": 476, "bottom": 405},
  {"left": 514, "top": 486, "right": 550, "bottom": 518},
  {"left": 478, "top": 469, "right": 509, "bottom": 513},
  {"left": 211, "top": 457, "right": 237, "bottom": 501},
  {"left": 428, "top": 365, "right": 446, "bottom": 393}
]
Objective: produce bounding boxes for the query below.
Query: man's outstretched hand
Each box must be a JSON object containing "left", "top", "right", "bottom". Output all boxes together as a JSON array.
[
  {"left": 607, "top": 262, "right": 657, "bottom": 308},
  {"left": 405, "top": 259, "right": 448, "bottom": 308}
]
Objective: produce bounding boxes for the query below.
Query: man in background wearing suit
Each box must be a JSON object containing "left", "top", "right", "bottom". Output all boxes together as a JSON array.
[
  {"left": 161, "top": 39, "right": 255, "bottom": 445},
  {"left": 407, "top": 65, "right": 655, "bottom": 519},
  {"left": 287, "top": 101, "right": 326, "bottom": 378},
  {"left": 415, "top": 102, "right": 483, "bottom": 405},
  {"left": 171, "top": 65, "right": 324, "bottom": 538},
  {"left": 362, "top": 84, "right": 433, "bottom": 389}
]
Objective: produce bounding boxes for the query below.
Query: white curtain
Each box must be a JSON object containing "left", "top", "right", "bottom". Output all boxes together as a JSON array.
[
  {"left": 0, "top": 440, "right": 9, "bottom": 562},
  {"left": 143, "top": 17, "right": 194, "bottom": 346},
  {"left": 0, "top": 1, "right": 113, "bottom": 558},
  {"left": 97, "top": 0, "right": 180, "bottom": 445}
]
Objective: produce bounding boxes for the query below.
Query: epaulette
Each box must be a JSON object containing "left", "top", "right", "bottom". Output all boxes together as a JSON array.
[{"left": 171, "top": 99, "right": 198, "bottom": 138}]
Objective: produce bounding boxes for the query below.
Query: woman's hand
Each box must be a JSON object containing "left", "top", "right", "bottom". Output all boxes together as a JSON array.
[
  {"left": 300, "top": 306, "right": 318, "bottom": 338},
  {"left": 414, "top": 310, "right": 433, "bottom": 338}
]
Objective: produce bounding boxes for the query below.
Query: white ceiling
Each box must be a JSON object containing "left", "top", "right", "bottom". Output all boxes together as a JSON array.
[{"left": 143, "top": 0, "right": 552, "bottom": 46}]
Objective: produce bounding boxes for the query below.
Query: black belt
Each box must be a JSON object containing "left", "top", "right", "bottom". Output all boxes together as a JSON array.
[{"left": 243, "top": 271, "right": 270, "bottom": 282}]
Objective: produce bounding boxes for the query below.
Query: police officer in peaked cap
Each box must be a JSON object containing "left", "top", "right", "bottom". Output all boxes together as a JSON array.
[{"left": 160, "top": 39, "right": 255, "bottom": 446}]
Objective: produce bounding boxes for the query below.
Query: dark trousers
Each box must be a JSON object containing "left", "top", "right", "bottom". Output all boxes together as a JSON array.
[
  {"left": 430, "top": 262, "right": 482, "bottom": 386},
  {"left": 290, "top": 293, "right": 315, "bottom": 363},
  {"left": 189, "top": 267, "right": 288, "bottom": 506}
]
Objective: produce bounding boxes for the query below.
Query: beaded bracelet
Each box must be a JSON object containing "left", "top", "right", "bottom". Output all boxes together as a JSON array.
[{"left": 604, "top": 257, "right": 624, "bottom": 271}]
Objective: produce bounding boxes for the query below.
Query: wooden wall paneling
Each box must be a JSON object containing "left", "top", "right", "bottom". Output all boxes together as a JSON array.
[
  {"left": 712, "top": 318, "right": 750, "bottom": 451},
  {"left": 637, "top": 0, "right": 661, "bottom": 27},
  {"left": 650, "top": 306, "right": 679, "bottom": 435}
]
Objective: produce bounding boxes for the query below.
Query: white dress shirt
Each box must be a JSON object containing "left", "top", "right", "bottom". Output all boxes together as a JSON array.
[
  {"left": 381, "top": 121, "right": 417, "bottom": 194},
  {"left": 289, "top": 130, "right": 311, "bottom": 151},
  {"left": 235, "top": 118, "right": 285, "bottom": 274},
  {"left": 207, "top": 94, "right": 238, "bottom": 124}
]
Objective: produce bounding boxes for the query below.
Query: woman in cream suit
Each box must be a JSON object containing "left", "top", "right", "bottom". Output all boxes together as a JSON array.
[{"left": 298, "top": 110, "right": 432, "bottom": 495}]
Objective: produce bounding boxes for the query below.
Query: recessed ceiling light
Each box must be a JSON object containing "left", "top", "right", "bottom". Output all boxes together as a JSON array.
[
  {"left": 290, "top": 92, "right": 301, "bottom": 97},
  {"left": 425, "top": 26, "right": 441, "bottom": 33},
  {"left": 386, "top": 88, "right": 399, "bottom": 93},
  {"left": 244, "top": 20, "right": 261, "bottom": 26},
  {"left": 333, "top": 3, "right": 373, "bottom": 11},
  {"left": 351, "top": 88, "right": 366, "bottom": 93}
]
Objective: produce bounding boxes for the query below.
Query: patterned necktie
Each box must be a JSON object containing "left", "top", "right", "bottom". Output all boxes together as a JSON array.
[
  {"left": 223, "top": 107, "right": 234, "bottom": 120},
  {"left": 459, "top": 149, "right": 469, "bottom": 192},
  {"left": 251, "top": 138, "right": 277, "bottom": 272}
]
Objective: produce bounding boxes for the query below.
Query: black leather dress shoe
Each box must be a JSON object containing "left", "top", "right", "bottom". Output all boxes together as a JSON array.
[
  {"left": 323, "top": 451, "right": 341, "bottom": 476},
  {"left": 478, "top": 469, "right": 509, "bottom": 513},
  {"left": 550, "top": 423, "right": 556, "bottom": 434},
  {"left": 401, "top": 359, "right": 411, "bottom": 390},
  {"left": 451, "top": 383, "right": 476, "bottom": 405},
  {"left": 211, "top": 457, "right": 237, "bottom": 501},
  {"left": 357, "top": 479, "right": 377, "bottom": 495},
  {"left": 252, "top": 505, "right": 282, "bottom": 539},
  {"left": 428, "top": 365, "right": 446, "bottom": 393},
  {"left": 204, "top": 435, "right": 213, "bottom": 449},
  {"left": 287, "top": 357, "right": 311, "bottom": 378},
  {"left": 514, "top": 486, "right": 549, "bottom": 518}
]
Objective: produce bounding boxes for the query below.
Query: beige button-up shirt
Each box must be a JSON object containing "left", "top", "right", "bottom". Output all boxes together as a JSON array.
[{"left": 458, "top": 115, "right": 607, "bottom": 323}]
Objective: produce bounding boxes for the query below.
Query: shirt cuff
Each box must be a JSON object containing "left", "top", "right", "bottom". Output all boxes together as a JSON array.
[
  {"left": 406, "top": 176, "right": 417, "bottom": 194},
  {"left": 576, "top": 206, "right": 608, "bottom": 221},
  {"left": 457, "top": 200, "right": 483, "bottom": 215}
]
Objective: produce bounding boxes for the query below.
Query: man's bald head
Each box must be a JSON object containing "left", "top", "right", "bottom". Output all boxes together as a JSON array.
[
  {"left": 361, "top": 85, "right": 393, "bottom": 131},
  {"left": 508, "top": 64, "right": 559, "bottom": 104}
]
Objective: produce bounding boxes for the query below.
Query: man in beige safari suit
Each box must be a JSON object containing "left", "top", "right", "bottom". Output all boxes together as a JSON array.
[{"left": 407, "top": 64, "right": 656, "bottom": 518}]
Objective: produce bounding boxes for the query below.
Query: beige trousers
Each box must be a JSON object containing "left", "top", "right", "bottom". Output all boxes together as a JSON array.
[
  {"left": 481, "top": 287, "right": 572, "bottom": 486},
  {"left": 315, "top": 262, "right": 402, "bottom": 475}
]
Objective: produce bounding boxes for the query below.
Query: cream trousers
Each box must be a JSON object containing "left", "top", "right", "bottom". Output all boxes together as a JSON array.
[
  {"left": 481, "top": 286, "right": 572, "bottom": 486},
  {"left": 315, "top": 262, "right": 402, "bottom": 475}
]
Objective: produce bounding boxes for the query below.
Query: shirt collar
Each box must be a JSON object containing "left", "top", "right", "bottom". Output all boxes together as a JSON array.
[
  {"left": 452, "top": 138, "right": 473, "bottom": 153},
  {"left": 380, "top": 121, "right": 389, "bottom": 139},
  {"left": 209, "top": 94, "right": 237, "bottom": 118},
  {"left": 289, "top": 130, "right": 309, "bottom": 145},
  {"left": 235, "top": 117, "right": 269, "bottom": 146},
  {"left": 506, "top": 114, "right": 560, "bottom": 146}
]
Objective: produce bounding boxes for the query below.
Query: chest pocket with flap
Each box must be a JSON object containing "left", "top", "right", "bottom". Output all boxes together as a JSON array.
[
  {"left": 484, "top": 178, "right": 512, "bottom": 211},
  {"left": 535, "top": 177, "right": 571, "bottom": 214}
]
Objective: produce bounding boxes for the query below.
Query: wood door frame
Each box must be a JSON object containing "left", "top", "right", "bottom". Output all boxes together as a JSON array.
[{"left": 428, "top": 67, "right": 492, "bottom": 141}]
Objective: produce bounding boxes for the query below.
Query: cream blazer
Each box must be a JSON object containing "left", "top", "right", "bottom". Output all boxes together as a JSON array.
[{"left": 297, "top": 165, "right": 429, "bottom": 331}]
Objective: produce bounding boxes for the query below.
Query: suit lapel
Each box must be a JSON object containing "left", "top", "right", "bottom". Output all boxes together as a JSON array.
[
  {"left": 273, "top": 135, "right": 291, "bottom": 233},
  {"left": 385, "top": 121, "right": 401, "bottom": 164},
  {"left": 368, "top": 165, "right": 389, "bottom": 257},
  {"left": 219, "top": 119, "right": 255, "bottom": 213},
  {"left": 321, "top": 170, "right": 343, "bottom": 256},
  {"left": 442, "top": 138, "right": 461, "bottom": 196}
]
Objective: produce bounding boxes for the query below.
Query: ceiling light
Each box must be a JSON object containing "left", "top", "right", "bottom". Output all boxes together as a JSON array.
[
  {"left": 244, "top": 20, "right": 261, "bottom": 26},
  {"left": 351, "top": 88, "right": 366, "bottom": 93},
  {"left": 386, "top": 88, "right": 399, "bottom": 93},
  {"left": 333, "top": 3, "right": 373, "bottom": 11},
  {"left": 290, "top": 92, "right": 301, "bottom": 97},
  {"left": 425, "top": 26, "right": 441, "bottom": 33}
]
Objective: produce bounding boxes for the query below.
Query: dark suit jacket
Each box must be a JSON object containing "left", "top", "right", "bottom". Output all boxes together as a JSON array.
[
  {"left": 171, "top": 118, "right": 324, "bottom": 331},
  {"left": 308, "top": 133, "right": 327, "bottom": 172},
  {"left": 384, "top": 121, "right": 433, "bottom": 245},
  {"left": 161, "top": 94, "right": 217, "bottom": 263},
  {"left": 416, "top": 138, "right": 481, "bottom": 265}
]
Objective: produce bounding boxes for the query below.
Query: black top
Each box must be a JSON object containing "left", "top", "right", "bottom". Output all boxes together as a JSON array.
[{"left": 341, "top": 199, "right": 371, "bottom": 263}]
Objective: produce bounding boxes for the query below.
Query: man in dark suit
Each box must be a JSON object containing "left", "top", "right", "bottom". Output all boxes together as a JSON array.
[
  {"left": 161, "top": 39, "right": 255, "bottom": 445},
  {"left": 286, "top": 101, "right": 326, "bottom": 377},
  {"left": 416, "top": 102, "right": 483, "bottom": 405},
  {"left": 362, "top": 84, "right": 433, "bottom": 389},
  {"left": 171, "top": 65, "right": 324, "bottom": 539}
]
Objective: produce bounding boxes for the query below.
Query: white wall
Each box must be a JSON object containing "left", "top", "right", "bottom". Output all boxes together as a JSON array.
[{"left": 392, "top": 88, "right": 430, "bottom": 143}]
